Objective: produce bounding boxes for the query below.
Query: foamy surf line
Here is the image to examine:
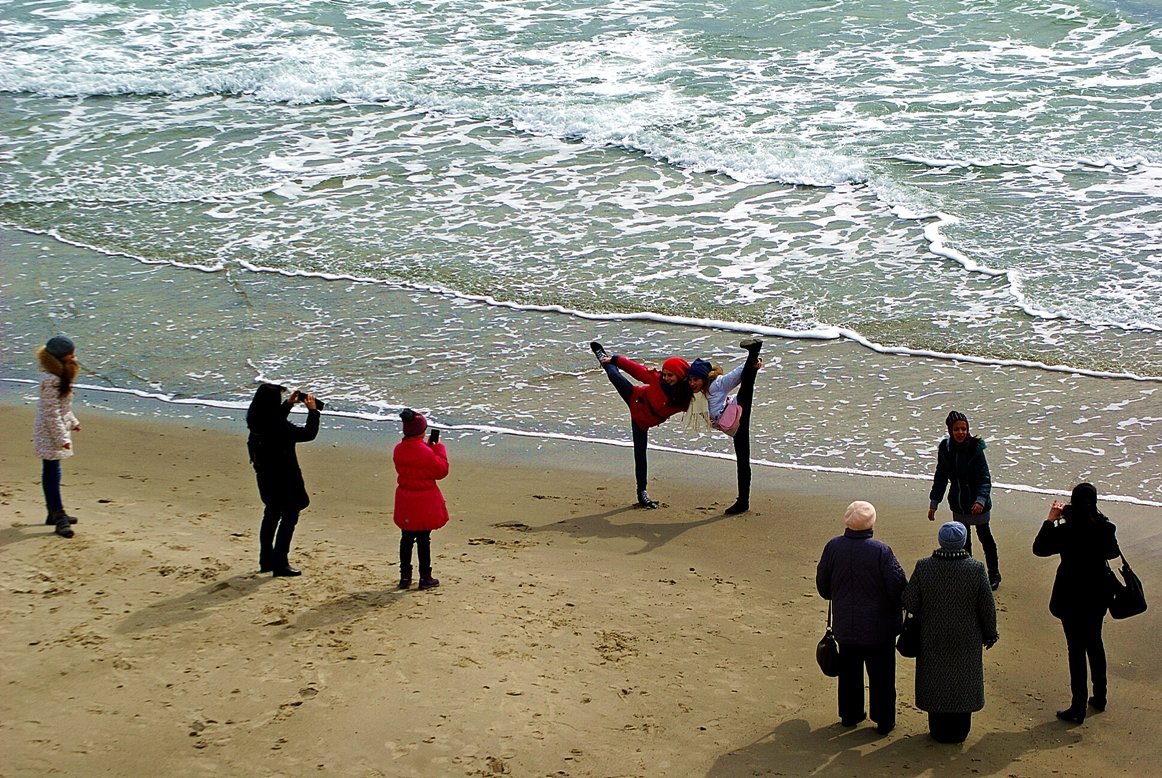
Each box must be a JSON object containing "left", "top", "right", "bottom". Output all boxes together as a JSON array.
[
  {"left": 6, "top": 224, "right": 1160, "bottom": 384},
  {"left": 3, "top": 380, "right": 1160, "bottom": 510}
]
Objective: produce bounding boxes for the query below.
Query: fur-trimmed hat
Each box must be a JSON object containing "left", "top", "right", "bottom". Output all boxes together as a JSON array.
[
  {"left": 45, "top": 335, "right": 75, "bottom": 358},
  {"left": 687, "top": 358, "right": 712, "bottom": 382}
]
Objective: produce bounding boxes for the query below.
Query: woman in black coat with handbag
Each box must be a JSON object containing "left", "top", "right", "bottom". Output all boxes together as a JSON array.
[
  {"left": 247, "top": 383, "right": 321, "bottom": 577},
  {"left": 1032, "top": 482, "right": 1121, "bottom": 724}
]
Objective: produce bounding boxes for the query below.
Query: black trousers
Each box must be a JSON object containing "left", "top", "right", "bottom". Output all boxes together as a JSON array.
[
  {"left": 731, "top": 355, "right": 760, "bottom": 503},
  {"left": 964, "top": 522, "right": 1000, "bottom": 578},
  {"left": 928, "top": 712, "right": 972, "bottom": 743},
  {"left": 400, "top": 530, "right": 432, "bottom": 571},
  {"left": 602, "top": 361, "right": 651, "bottom": 493},
  {"left": 1062, "top": 612, "right": 1107, "bottom": 709},
  {"left": 260, "top": 505, "right": 300, "bottom": 566},
  {"left": 837, "top": 642, "right": 896, "bottom": 728}
]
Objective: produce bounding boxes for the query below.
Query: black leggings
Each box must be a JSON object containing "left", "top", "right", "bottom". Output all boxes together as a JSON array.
[
  {"left": 400, "top": 530, "right": 432, "bottom": 570},
  {"left": 602, "top": 361, "right": 652, "bottom": 492},
  {"left": 731, "top": 356, "right": 760, "bottom": 503}
]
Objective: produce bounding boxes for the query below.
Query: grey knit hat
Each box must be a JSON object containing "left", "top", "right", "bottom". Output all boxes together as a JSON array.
[
  {"left": 938, "top": 521, "right": 968, "bottom": 550},
  {"left": 44, "top": 335, "right": 75, "bottom": 358}
]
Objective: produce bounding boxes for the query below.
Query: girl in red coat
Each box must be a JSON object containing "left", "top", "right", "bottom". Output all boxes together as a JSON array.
[
  {"left": 590, "top": 341, "right": 691, "bottom": 508},
  {"left": 393, "top": 408, "right": 449, "bottom": 589}
]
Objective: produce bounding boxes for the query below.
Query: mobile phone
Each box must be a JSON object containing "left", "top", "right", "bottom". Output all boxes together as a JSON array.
[{"left": 428, "top": 428, "right": 440, "bottom": 444}]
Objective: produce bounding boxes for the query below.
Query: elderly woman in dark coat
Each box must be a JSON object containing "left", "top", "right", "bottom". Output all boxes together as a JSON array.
[
  {"left": 901, "top": 521, "right": 999, "bottom": 743},
  {"left": 816, "top": 501, "right": 908, "bottom": 735},
  {"left": 1032, "top": 483, "right": 1121, "bottom": 724}
]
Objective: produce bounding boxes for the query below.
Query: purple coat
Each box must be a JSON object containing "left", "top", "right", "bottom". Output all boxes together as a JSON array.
[{"left": 817, "top": 529, "right": 908, "bottom": 645}]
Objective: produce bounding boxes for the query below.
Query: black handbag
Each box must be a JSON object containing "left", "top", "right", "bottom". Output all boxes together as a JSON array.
[
  {"left": 896, "top": 610, "right": 920, "bottom": 658},
  {"left": 816, "top": 602, "right": 840, "bottom": 677},
  {"left": 1108, "top": 553, "right": 1147, "bottom": 619}
]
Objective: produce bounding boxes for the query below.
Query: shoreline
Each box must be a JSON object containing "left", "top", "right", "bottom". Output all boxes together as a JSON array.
[
  {"left": 4, "top": 381, "right": 1159, "bottom": 510},
  {"left": 2, "top": 400, "right": 1160, "bottom": 776}
]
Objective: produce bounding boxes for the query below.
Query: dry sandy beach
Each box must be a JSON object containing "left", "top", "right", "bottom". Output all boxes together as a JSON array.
[{"left": 1, "top": 400, "right": 1160, "bottom": 777}]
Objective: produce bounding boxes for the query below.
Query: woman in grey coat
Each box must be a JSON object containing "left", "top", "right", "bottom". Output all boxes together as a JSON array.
[{"left": 901, "top": 521, "right": 999, "bottom": 743}]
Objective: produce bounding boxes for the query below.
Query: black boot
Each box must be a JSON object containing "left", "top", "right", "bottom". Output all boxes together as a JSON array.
[
  {"left": 53, "top": 511, "right": 75, "bottom": 539},
  {"left": 270, "top": 512, "right": 300, "bottom": 577},
  {"left": 740, "top": 338, "right": 763, "bottom": 366},
  {"left": 399, "top": 565, "right": 413, "bottom": 589},
  {"left": 45, "top": 509, "right": 78, "bottom": 525},
  {"left": 636, "top": 490, "right": 658, "bottom": 509},
  {"left": 724, "top": 500, "right": 749, "bottom": 515},
  {"left": 418, "top": 568, "right": 440, "bottom": 590}
]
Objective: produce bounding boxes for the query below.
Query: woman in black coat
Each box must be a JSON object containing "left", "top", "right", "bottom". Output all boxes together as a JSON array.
[
  {"left": 247, "top": 383, "right": 321, "bottom": 577},
  {"left": 1032, "top": 482, "right": 1121, "bottom": 724}
]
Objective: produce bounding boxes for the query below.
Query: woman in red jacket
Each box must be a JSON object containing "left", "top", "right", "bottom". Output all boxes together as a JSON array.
[
  {"left": 590, "top": 341, "right": 691, "bottom": 508},
  {"left": 393, "top": 408, "right": 449, "bottom": 590}
]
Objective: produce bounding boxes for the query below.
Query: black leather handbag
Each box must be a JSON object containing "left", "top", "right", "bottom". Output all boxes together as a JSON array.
[
  {"left": 896, "top": 610, "right": 920, "bottom": 658},
  {"left": 1108, "top": 553, "right": 1147, "bottom": 619},
  {"left": 816, "top": 602, "right": 840, "bottom": 677}
]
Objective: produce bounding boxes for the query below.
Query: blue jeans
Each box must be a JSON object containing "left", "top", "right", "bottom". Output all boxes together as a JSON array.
[{"left": 42, "top": 459, "right": 63, "bottom": 512}]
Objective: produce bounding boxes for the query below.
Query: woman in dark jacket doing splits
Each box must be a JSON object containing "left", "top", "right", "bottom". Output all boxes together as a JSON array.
[
  {"left": 928, "top": 410, "right": 1000, "bottom": 590},
  {"left": 1032, "top": 482, "right": 1121, "bottom": 724},
  {"left": 247, "top": 383, "right": 321, "bottom": 577},
  {"left": 816, "top": 501, "right": 908, "bottom": 735}
]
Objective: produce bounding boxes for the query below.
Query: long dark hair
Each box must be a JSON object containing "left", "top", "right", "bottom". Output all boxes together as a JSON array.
[
  {"left": 1062, "top": 482, "right": 1106, "bottom": 524},
  {"left": 246, "top": 383, "right": 285, "bottom": 432}
]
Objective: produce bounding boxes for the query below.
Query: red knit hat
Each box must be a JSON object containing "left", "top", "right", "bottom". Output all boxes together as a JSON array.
[
  {"left": 401, "top": 408, "right": 427, "bottom": 437},
  {"left": 661, "top": 357, "right": 690, "bottom": 379}
]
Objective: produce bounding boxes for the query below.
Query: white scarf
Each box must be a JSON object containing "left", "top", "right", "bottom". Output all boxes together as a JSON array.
[{"left": 684, "top": 391, "right": 712, "bottom": 433}]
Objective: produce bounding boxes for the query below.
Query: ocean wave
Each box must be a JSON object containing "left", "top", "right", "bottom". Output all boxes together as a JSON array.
[{"left": 5, "top": 221, "right": 1159, "bottom": 382}]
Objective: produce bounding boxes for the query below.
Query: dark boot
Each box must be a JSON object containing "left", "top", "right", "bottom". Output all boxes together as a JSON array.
[
  {"left": 46, "top": 509, "right": 78, "bottom": 525},
  {"left": 740, "top": 338, "right": 763, "bottom": 366},
  {"left": 636, "top": 490, "right": 658, "bottom": 509},
  {"left": 53, "top": 511, "right": 75, "bottom": 539},
  {"left": 724, "top": 500, "right": 749, "bottom": 515},
  {"left": 418, "top": 568, "right": 440, "bottom": 590},
  {"left": 399, "top": 565, "right": 413, "bottom": 589},
  {"left": 270, "top": 512, "right": 301, "bottom": 577}
]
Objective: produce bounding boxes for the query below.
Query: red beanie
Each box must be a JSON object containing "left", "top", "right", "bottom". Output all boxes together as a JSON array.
[
  {"left": 662, "top": 357, "right": 690, "bottom": 379},
  {"left": 401, "top": 409, "right": 427, "bottom": 437}
]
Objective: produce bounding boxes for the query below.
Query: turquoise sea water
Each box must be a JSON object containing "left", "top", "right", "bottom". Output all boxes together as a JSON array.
[{"left": 2, "top": 0, "right": 1159, "bottom": 503}]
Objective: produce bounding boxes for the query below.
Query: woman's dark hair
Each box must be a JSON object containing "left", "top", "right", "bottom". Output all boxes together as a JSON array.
[
  {"left": 246, "top": 383, "right": 285, "bottom": 431},
  {"left": 1062, "top": 482, "right": 1105, "bottom": 524}
]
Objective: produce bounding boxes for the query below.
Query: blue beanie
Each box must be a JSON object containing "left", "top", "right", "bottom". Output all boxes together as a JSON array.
[
  {"left": 45, "top": 335, "right": 75, "bottom": 358},
  {"left": 939, "top": 521, "right": 968, "bottom": 550},
  {"left": 687, "top": 359, "right": 712, "bottom": 381}
]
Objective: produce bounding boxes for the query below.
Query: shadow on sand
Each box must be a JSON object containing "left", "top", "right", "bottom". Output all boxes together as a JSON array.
[
  {"left": 706, "top": 717, "right": 1080, "bottom": 777},
  {"left": 527, "top": 502, "right": 737, "bottom": 555}
]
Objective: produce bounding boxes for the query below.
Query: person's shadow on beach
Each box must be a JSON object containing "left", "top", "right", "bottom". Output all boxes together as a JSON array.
[
  {"left": 705, "top": 717, "right": 1080, "bottom": 777},
  {"left": 529, "top": 504, "right": 735, "bottom": 555},
  {"left": 0, "top": 523, "right": 68, "bottom": 549},
  {"left": 116, "top": 573, "right": 274, "bottom": 634},
  {"left": 278, "top": 588, "right": 400, "bottom": 636}
]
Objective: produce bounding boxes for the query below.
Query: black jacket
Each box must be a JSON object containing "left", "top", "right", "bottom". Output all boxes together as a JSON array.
[
  {"left": 247, "top": 401, "right": 320, "bottom": 511},
  {"left": 1033, "top": 514, "right": 1120, "bottom": 620}
]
